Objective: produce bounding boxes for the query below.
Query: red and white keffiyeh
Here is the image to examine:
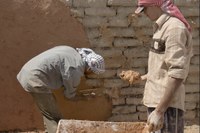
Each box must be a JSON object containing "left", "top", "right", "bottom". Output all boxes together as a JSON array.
[{"left": 135, "top": 0, "right": 191, "bottom": 32}]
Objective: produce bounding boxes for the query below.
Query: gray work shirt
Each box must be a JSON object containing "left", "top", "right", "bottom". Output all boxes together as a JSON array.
[{"left": 17, "top": 46, "right": 85, "bottom": 98}]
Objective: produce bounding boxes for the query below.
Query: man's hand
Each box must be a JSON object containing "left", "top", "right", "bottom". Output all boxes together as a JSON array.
[
  {"left": 119, "top": 70, "right": 141, "bottom": 84},
  {"left": 147, "top": 110, "right": 164, "bottom": 132}
]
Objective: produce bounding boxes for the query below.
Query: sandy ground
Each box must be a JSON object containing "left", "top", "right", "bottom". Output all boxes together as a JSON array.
[
  {"left": 1, "top": 125, "right": 199, "bottom": 133},
  {"left": 184, "top": 125, "right": 200, "bottom": 133}
]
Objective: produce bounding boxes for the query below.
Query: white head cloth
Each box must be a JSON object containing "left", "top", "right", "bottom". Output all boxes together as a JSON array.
[{"left": 76, "top": 48, "right": 105, "bottom": 74}]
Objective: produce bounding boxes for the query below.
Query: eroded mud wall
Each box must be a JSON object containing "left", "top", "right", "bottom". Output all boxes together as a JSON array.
[{"left": 0, "top": 0, "right": 90, "bottom": 131}]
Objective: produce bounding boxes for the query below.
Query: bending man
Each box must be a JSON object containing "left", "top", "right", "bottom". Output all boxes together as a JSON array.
[{"left": 17, "top": 45, "right": 105, "bottom": 133}]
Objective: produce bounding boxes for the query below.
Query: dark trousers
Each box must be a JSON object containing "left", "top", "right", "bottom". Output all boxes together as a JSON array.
[
  {"left": 147, "top": 107, "right": 184, "bottom": 133},
  {"left": 30, "top": 92, "right": 63, "bottom": 133}
]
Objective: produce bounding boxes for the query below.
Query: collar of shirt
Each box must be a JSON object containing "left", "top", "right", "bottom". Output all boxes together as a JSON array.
[{"left": 153, "top": 13, "right": 171, "bottom": 32}]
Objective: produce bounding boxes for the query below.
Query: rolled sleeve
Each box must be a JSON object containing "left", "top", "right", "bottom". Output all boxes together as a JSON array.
[{"left": 165, "top": 28, "right": 188, "bottom": 79}]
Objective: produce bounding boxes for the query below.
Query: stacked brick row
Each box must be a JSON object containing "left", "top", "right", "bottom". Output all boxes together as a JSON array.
[{"left": 61, "top": 0, "right": 199, "bottom": 125}]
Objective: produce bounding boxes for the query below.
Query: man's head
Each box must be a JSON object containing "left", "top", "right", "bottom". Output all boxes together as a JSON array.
[
  {"left": 85, "top": 53, "right": 105, "bottom": 74},
  {"left": 135, "top": 0, "right": 164, "bottom": 14},
  {"left": 76, "top": 48, "right": 105, "bottom": 75},
  {"left": 135, "top": 0, "right": 163, "bottom": 21},
  {"left": 135, "top": 0, "right": 191, "bottom": 31}
]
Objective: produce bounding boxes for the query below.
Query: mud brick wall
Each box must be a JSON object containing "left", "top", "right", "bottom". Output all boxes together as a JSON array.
[
  {"left": 63, "top": 0, "right": 199, "bottom": 125},
  {"left": 0, "top": 0, "right": 199, "bottom": 131}
]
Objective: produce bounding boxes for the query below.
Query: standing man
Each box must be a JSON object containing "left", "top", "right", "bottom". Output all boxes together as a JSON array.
[
  {"left": 120, "top": 0, "right": 193, "bottom": 132},
  {"left": 17, "top": 45, "right": 105, "bottom": 133}
]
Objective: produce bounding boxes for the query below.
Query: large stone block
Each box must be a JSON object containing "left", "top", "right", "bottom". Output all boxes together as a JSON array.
[
  {"left": 108, "top": 16, "right": 129, "bottom": 27},
  {"left": 108, "top": 114, "right": 139, "bottom": 121},
  {"left": 112, "top": 98, "right": 126, "bottom": 105},
  {"left": 85, "top": 7, "right": 116, "bottom": 16},
  {"left": 73, "top": 0, "right": 107, "bottom": 7},
  {"left": 83, "top": 16, "right": 107, "bottom": 27},
  {"left": 114, "top": 38, "right": 141, "bottom": 47},
  {"left": 111, "top": 28, "right": 135, "bottom": 37},
  {"left": 57, "top": 120, "right": 148, "bottom": 133},
  {"left": 112, "top": 105, "right": 137, "bottom": 114},
  {"left": 108, "top": 0, "right": 136, "bottom": 6},
  {"left": 174, "top": 0, "right": 199, "bottom": 6}
]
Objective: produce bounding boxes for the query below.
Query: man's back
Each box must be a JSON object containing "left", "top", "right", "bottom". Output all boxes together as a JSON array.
[{"left": 17, "top": 45, "right": 84, "bottom": 93}]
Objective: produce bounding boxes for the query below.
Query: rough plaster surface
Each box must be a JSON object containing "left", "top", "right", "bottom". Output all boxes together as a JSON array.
[
  {"left": 52, "top": 86, "right": 112, "bottom": 121},
  {"left": 56, "top": 120, "right": 148, "bottom": 133},
  {"left": 0, "top": 0, "right": 90, "bottom": 131}
]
